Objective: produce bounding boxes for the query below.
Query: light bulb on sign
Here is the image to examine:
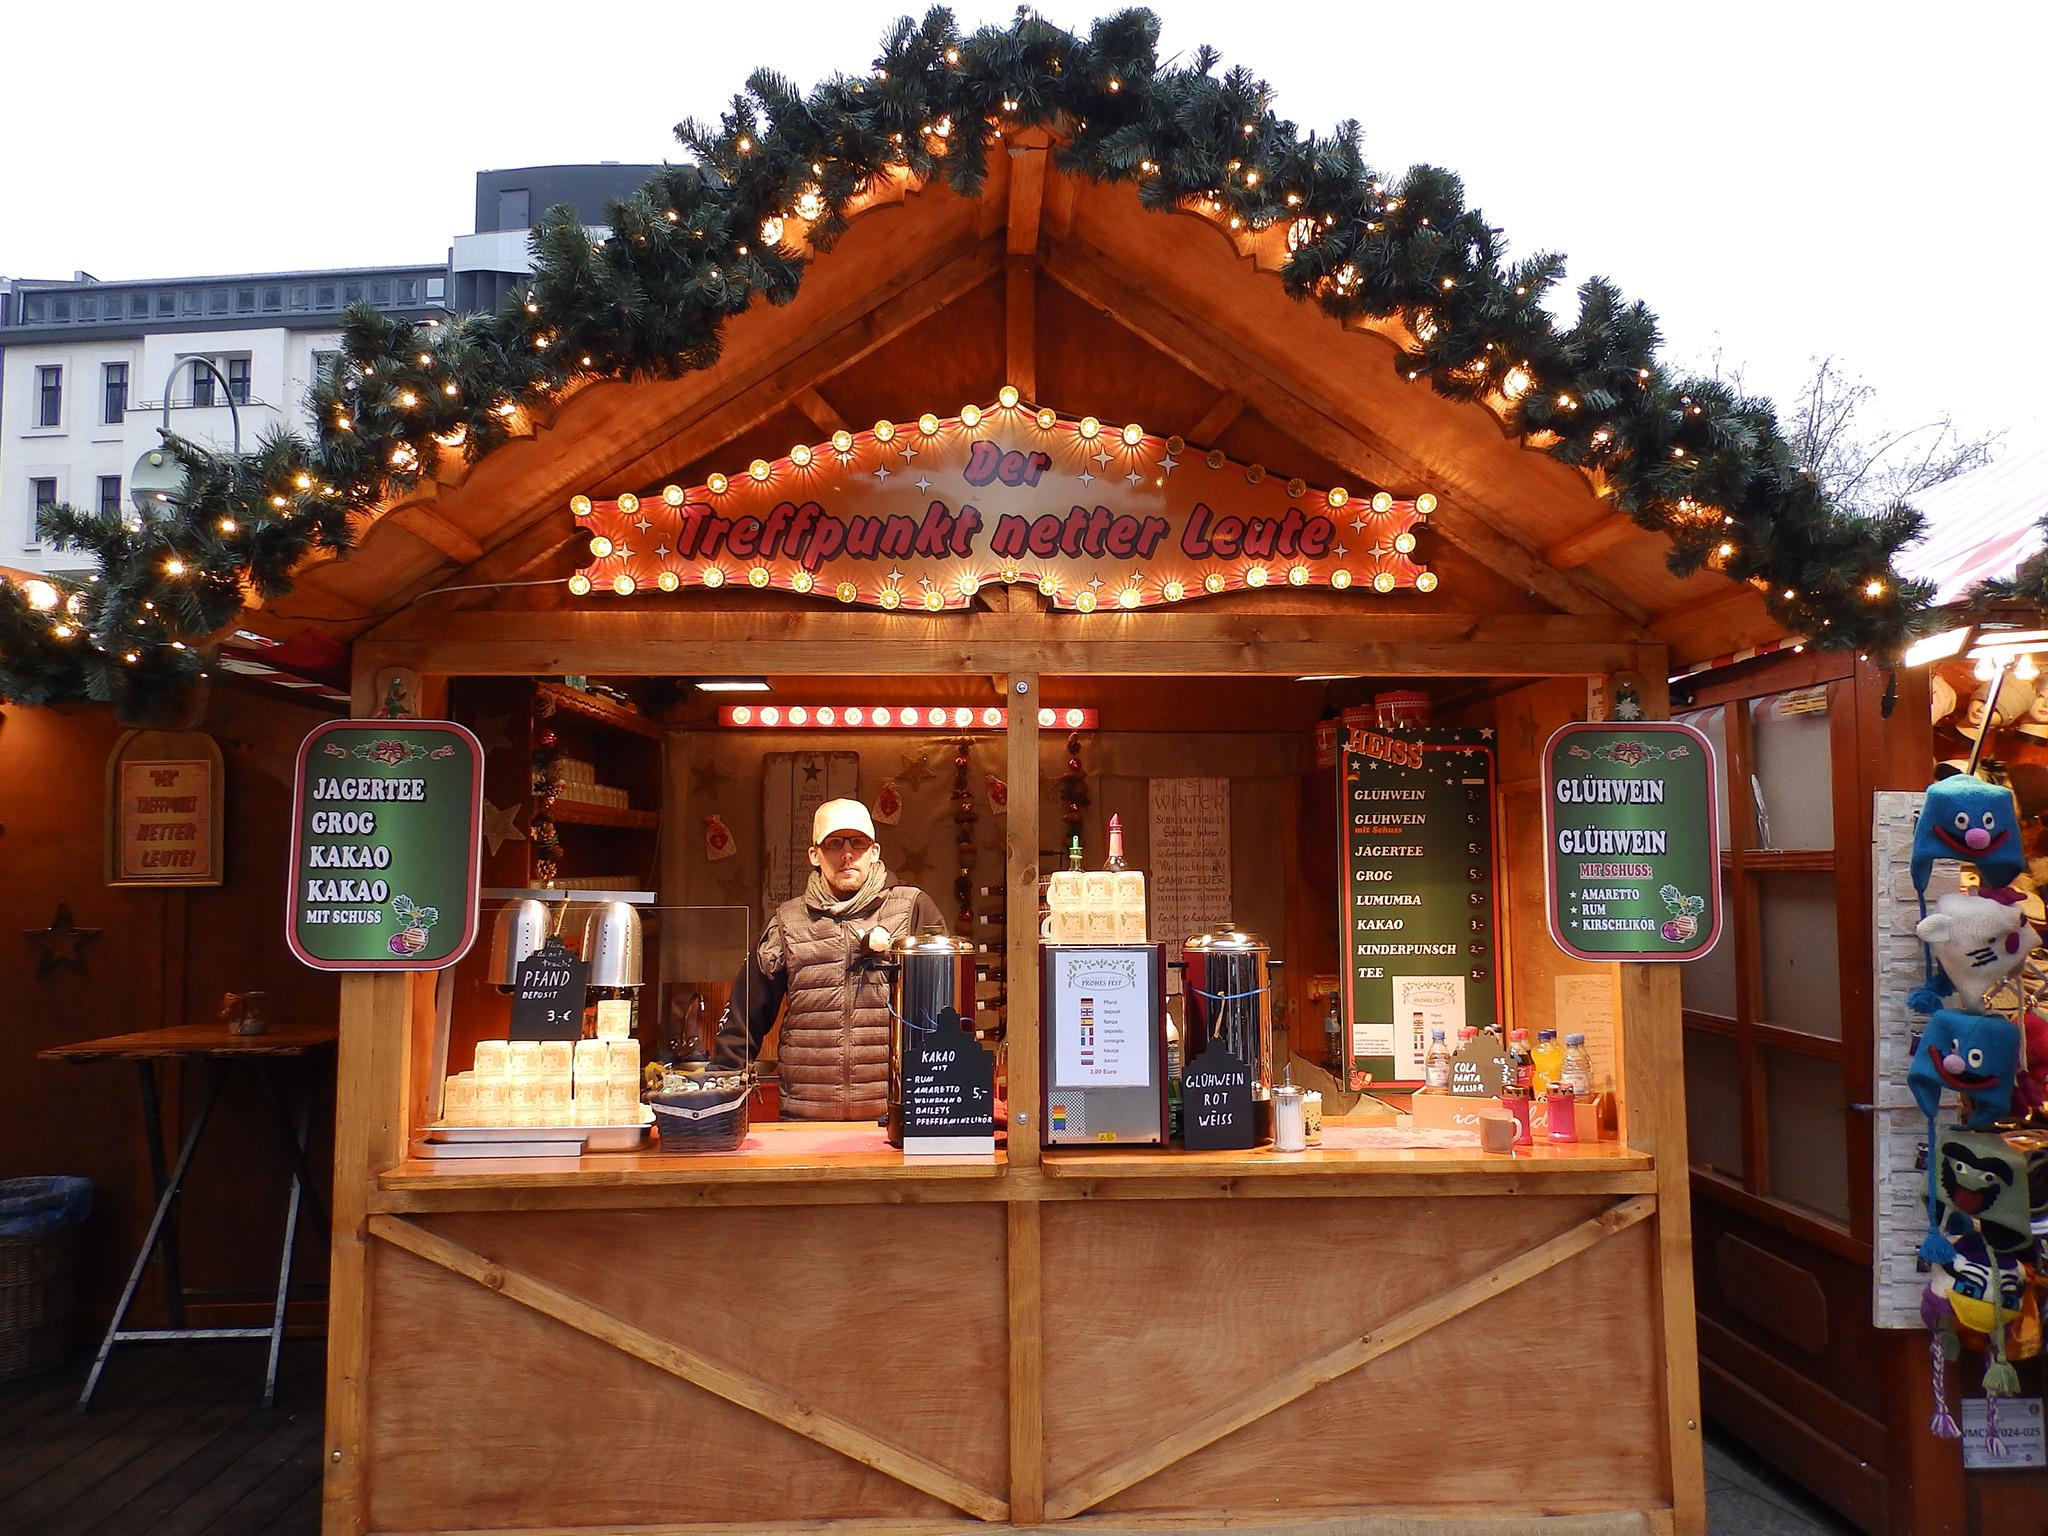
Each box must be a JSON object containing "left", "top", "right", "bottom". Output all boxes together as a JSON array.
[
  {"left": 588, "top": 536, "right": 614, "bottom": 558},
  {"left": 1204, "top": 572, "right": 1226, "bottom": 594},
  {"left": 749, "top": 459, "right": 771, "bottom": 482},
  {"left": 918, "top": 413, "right": 940, "bottom": 435},
  {"left": 613, "top": 574, "right": 636, "bottom": 595},
  {"left": 706, "top": 473, "right": 729, "bottom": 495},
  {"left": 749, "top": 567, "right": 771, "bottom": 589},
  {"left": 658, "top": 571, "right": 680, "bottom": 592},
  {"left": 1162, "top": 579, "right": 1185, "bottom": 602},
  {"left": 1035, "top": 408, "right": 1057, "bottom": 430},
  {"left": 1121, "top": 422, "right": 1144, "bottom": 447},
  {"left": 571, "top": 494, "right": 593, "bottom": 516},
  {"left": 1371, "top": 491, "right": 1394, "bottom": 513},
  {"left": 832, "top": 430, "right": 853, "bottom": 454},
  {"left": 788, "top": 707, "right": 809, "bottom": 725},
  {"left": 1077, "top": 416, "right": 1101, "bottom": 440},
  {"left": 960, "top": 404, "right": 983, "bottom": 428},
  {"left": 874, "top": 420, "right": 896, "bottom": 443},
  {"left": 998, "top": 385, "right": 1020, "bottom": 409},
  {"left": 568, "top": 574, "right": 592, "bottom": 596},
  {"left": 618, "top": 493, "right": 639, "bottom": 514},
  {"left": 1331, "top": 569, "right": 1352, "bottom": 590},
  {"left": 1373, "top": 572, "right": 1397, "bottom": 593},
  {"left": 1415, "top": 572, "right": 1438, "bottom": 593},
  {"left": 1076, "top": 592, "right": 1098, "bottom": 612},
  {"left": 702, "top": 566, "right": 726, "bottom": 588},
  {"left": 790, "top": 444, "right": 812, "bottom": 468},
  {"left": 791, "top": 571, "right": 815, "bottom": 594},
  {"left": 663, "top": 485, "right": 685, "bottom": 506},
  {"left": 1038, "top": 708, "right": 1055, "bottom": 727}
]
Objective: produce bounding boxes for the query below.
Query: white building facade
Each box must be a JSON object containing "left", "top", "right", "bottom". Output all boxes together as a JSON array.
[{"left": 1, "top": 266, "right": 449, "bottom": 577}]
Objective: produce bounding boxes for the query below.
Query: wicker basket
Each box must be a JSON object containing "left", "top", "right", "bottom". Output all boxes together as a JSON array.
[
  {"left": 649, "top": 1070, "right": 751, "bottom": 1153},
  {"left": 0, "top": 1222, "right": 81, "bottom": 1381}
]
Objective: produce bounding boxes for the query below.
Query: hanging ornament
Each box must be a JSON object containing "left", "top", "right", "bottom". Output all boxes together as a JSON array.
[
  {"left": 704, "top": 813, "right": 736, "bottom": 861},
  {"left": 952, "top": 740, "right": 979, "bottom": 933},
  {"left": 1056, "top": 729, "right": 1091, "bottom": 852},
  {"left": 529, "top": 691, "right": 565, "bottom": 885},
  {"left": 875, "top": 779, "right": 904, "bottom": 825}
]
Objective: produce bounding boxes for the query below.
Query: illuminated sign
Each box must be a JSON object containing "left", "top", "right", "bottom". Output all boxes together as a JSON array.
[
  {"left": 568, "top": 398, "right": 1435, "bottom": 612},
  {"left": 718, "top": 704, "right": 1099, "bottom": 729}
]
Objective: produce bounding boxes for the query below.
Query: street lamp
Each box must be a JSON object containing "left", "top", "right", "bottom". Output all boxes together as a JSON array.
[{"left": 129, "top": 356, "right": 242, "bottom": 521}]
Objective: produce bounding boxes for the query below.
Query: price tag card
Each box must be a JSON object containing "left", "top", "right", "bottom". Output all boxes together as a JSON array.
[{"left": 510, "top": 937, "right": 588, "bottom": 1040}]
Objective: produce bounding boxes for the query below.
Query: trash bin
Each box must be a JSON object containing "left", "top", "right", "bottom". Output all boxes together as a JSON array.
[{"left": 0, "top": 1176, "right": 93, "bottom": 1380}]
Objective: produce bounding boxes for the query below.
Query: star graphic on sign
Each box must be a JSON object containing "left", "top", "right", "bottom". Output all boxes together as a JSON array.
[
  {"left": 873, "top": 464, "right": 892, "bottom": 482},
  {"left": 470, "top": 711, "right": 515, "bottom": 757},
  {"left": 1093, "top": 450, "right": 1113, "bottom": 467},
  {"left": 1088, "top": 575, "right": 1105, "bottom": 592},
  {"left": 915, "top": 475, "right": 932, "bottom": 493},
  {"left": 917, "top": 573, "right": 935, "bottom": 589},
  {"left": 899, "top": 445, "right": 918, "bottom": 460},
  {"left": 885, "top": 568, "right": 904, "bottom": 585},
  {"left": 1335, "top": 545, "right": 1350, "bottom": 560},
  {"left": 690, "top": 761, "right": 731, "bottom": 794},
  {"left": 1480, "top": 728, "right": 1495, "bottom": 740},
  {"left": 1125, "top": 470, "right": 1143, "bottom": 486},
  {"left": 635, "top": 515, "right": 652, "bottom": 533},
  {"left": 1351, "top": 515, "right": 1369, "bottom": 534},
  {"left": 24, "top": 902, "right": 99, "bottom": 978},
  {"left": 481, "top": 799, "right": 527, "bottom": 856},
  {"left": 1077, "top": 469, "right": 1095, "bottom": 486},
  {"left": 655, "top": 543, "right": 672, "bottom": 558},
  {"left": 1158, "top": 454, "right": 1178, "bottom": 473},
  {"left": 802, "top": 757, "right": 822, "bottom": 783},
  {"left": 615, "top": 543, "right": 633, "bottom": 560}
]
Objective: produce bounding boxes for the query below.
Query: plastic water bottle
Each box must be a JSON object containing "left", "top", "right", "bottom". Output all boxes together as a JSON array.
[
  {"left": 1424, "top": 1029, "right": 1451, "bottom": 1091},
  {"left": 1562, "top": 1032, "right": 1593, "bottom": 1096}
]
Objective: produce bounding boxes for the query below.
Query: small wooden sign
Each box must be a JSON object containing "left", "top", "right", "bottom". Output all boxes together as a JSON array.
[
  {"left": 509, "top": 937, "right": 588, "bottom": 1040},
  {"left": 1181, "top": 1038, "right": 1256, "bottom": 1150},
  {"left": 106, "top": 730, "right": 223, "bottom": 887},
  {"left": 902, "top": 1008, "right": 996, "bottom": 1154},
  {"left": 1447, "top": 1039, "right": 1510, "bottom": 1097}
]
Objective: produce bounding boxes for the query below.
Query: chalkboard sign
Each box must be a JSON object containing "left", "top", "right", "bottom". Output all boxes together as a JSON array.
[
  {"left": 1447, "top": 1038, "right": 1510, "bottom": 1097},
  {"left": 902, "top": 1008, "right": 996, "bottom": 1154},
  {"left": 1181, "top": 1038, "right": 1256, "bottom": 1150},
  {"left": 1338, "top": 726, "right": 1501, "bottom": 1088},
  {"left": 510, "top": 937, "right": 588, "bottom": 1040}
]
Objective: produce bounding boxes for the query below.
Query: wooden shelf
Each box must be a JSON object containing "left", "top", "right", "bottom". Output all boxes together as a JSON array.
[
  {"left": 536, "top": 681, "right": 666, "bottom": 741},
  {"left": 550, "top": 800, "right": 659, "bottom": 829},
  {"left": 1043, "top": 1137, "right": 1653, "bottom": 1182}
]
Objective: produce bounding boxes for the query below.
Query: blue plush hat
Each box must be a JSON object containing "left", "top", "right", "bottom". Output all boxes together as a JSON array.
[
  {"left": 1910, "top": 1009, "right": 2022, "bottom": 1263},
  {"left": 1913, "top": 776, "right": 2026, "bottom": 894}
]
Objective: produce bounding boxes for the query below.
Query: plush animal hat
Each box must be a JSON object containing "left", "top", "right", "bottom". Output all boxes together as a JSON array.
[
  {"left": 1915, "top": 891, "right": 2039, "bottom": 1011},
  {"left": 1909, "top": 1009, "right": 2022, "bottom": 1262},
  {"left": 1913, "top": 776, "right": 2026, "bottom": 896},
  {"left": 1935, "top": 1129, "right": 2034, "bottom": 1258}
]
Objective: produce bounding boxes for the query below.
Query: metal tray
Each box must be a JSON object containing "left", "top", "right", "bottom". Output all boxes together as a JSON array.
[{"left": 426, "top": 1108, "right": 652, "bottom": 1153}]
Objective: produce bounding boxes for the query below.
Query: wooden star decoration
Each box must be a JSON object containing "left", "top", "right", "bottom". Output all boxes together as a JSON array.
[
  {"left": 896, "top": 751, "right": 937, "bottom": 788},
  {"left": 25, "top": 902, "right": 100, "bottom": 978},
  {"left": 470, "top": 711, "right": 516, "bottom": 758},
  {"left": 690, "top": 761, "right": 731, "bottom": 795},
  {"left": 481, "top": 799, "right": 528, "bottom": 857},
  {"left": 891, "top": 844, "right": 931, "bottom": 882}
]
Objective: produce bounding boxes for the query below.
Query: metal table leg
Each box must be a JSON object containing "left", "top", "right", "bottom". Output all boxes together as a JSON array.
[
  {"left": 133, "top": 1059, "right": 187, "bottom": 1331},
  {"left": 79, "top": 1061, "right": 227, "bottom": 1412},
  {"left": 257, "top": 1060, "right": 319, "bottom": 1407}
]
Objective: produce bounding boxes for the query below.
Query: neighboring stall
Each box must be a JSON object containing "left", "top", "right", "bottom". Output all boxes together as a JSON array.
[{"left": 233, "top": 126, "right": 1823, "bottom": 1536}]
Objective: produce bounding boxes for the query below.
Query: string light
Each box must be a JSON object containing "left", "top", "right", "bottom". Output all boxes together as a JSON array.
[
  {"left": 790, "top": 444, "right": 813, "bottom": 468},
  {"left": 617, "top": 493, "right": 640, "bottom": 514},
  {"left": 1121, "top": 422, "right": 1144, "bottom": 447},
  {"left": 919, "top": 413, "right": 941, "bottom": 435},
  {"left": 612, "top": 574, "right": 636, "bottom": 595},
  {"left": 1078, "top": 416, "right": 1101, "bottom": 440},
  {"left": 874, "top": 420, "right": 896, "bottom": 443}
]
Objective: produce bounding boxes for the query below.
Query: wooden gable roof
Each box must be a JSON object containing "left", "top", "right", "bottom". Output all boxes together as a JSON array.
[{"left": 262, "top": 143, "right": 1779, "bottom": 669}]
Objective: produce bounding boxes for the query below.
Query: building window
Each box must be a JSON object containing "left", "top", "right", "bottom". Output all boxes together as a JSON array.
[
  {"left": 497, "top": 187, "right": 531, "bottom": 230},
  {"left": 36, "top": 366, "right": 62, "bottom": 427},
  {"left": 234, "top": 287, "right": 255, "bottom": 313},
  {"left": 31, "top": 478, "right": 58, "bottom": 543},
  {"left": 290, "top": 285, "right": 310, "bottom": 309},
  {"left": 261, "top": 285, "right": 283, "bottom": 312},
  {"left": 98, "top": 475, "right": 122, "bottom": 517},
  {"left": 426, "top": 274, "right": 445, "bottom": 301},
  {"left": 311, "top": 349, "right": 338, "bottom": 383},
  {"left": 190, "top": 364, "right": 214, "bottom": 408},
  {"left": 130, "top": 293, "right": 152, "bottom": 319},
  {"left": 22, "top": 293, "right": 45, "bottom": 322},
  {"left": 395, "top": 276, "right": 419, "bottom": 304},
  {"left": 51, "top": 296, "right": 71, "bottom": 321},
  {"left": 157, "top": 292, "right": 177, "bottom": 317},
  {"left": 343, "top": 281, "right": 363, "bottom": 304},
  {"left": 75, "top": 297, "right": 97, "bottom": 322},
  {"left": 103, "top": 362, "right": 128, "bottom": 425},
  {"left": 226, "top": 356, "right": 251, "bottom": 404},
  {"left": 206, "top": 290, "right": 228, "bottom": 316},
  {"left": 316, "top": 283, "right": 337, "bottom": 309},
  {"left": 180, "top": 290, "right": 200, "bottom": 316}
]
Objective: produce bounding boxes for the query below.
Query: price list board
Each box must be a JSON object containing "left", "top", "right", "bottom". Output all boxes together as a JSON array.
[{"left": 1338, "top": 726, "right": 1500, "bottom": 1086}]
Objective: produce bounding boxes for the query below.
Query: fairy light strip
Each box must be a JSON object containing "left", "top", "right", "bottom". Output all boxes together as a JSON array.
[
  {"left": 564, "top": 398, "right": 1433, "bottom": 611},
  {"left": 718, "top": 704, "right": 1099, "bottom": 730}
]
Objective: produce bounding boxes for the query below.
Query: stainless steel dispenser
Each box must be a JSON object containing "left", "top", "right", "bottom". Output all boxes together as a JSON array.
[
  {"left": 487, "top": 899, "right": 553, "bottom": 989},
  {"left": 579, "top": 901, "right": 643, "bottom": 986},
  {"left": 1180, "top": 921, "right": 1275, "bottom": 1137},
  {"left": 885, "top": 926, "right": 977, "bottom": 1147}
]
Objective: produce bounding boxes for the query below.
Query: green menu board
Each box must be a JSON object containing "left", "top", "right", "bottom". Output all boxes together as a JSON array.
[
  {"left": 1541, "top": 721, "right": 1721, "bottom": 962},
  {"left": 1338, "top": 726, "right": 1499, "bottom": 1087},
  {"left": 286, "top": 720, "right": 483, "bottom": 971}
]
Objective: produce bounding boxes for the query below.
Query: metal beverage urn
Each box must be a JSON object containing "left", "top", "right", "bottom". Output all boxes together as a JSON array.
[
  {"left": 885, "top": 927, "right": 978, "bottom": 1147},
  {"left": 1180, "top": 921, "right": 1275, "bottom": 1138},
  {"left": 580, "top": 900, "right": 645, "bottom": 1037},
  {"left": 487, "top": 899, "right": 553, "bottom": 989}
]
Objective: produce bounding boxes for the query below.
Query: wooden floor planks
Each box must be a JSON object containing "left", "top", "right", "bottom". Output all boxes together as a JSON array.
[{"left": 0, "top": 1340, "right": 324, "bottom": 1536}]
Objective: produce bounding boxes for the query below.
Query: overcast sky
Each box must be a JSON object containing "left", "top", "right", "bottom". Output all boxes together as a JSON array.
[{"left": 9, "top": 1, "right": 2042, "bottom": 454}]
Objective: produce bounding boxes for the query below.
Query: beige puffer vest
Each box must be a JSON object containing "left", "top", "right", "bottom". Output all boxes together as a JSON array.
[{"left": 769, "top": 884, "right": 927, "bottom": 1121}]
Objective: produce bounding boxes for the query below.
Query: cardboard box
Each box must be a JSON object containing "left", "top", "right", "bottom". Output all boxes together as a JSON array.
[{"left": 1409, "top": 1091, "right": 1606, "bottom": 1140}]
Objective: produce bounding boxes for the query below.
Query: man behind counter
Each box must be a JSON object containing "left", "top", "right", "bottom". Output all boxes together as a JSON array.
[{"left": 715, "top": 798, "right": 945, "bottom": 1120}]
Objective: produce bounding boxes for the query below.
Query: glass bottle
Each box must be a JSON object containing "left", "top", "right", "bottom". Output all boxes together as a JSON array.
[
  {"left": 1424, "top": 1029, "right": 1451, "bottom": 1091},
  {"left": 1323, "top": 994, "right": 1345, "bottom": 1074},
  {"left": 1104, "top": 814, "right": 1128, "bottom": 871},
  {"left": 1067, "top": 835, "right": 1085, "bottom": 872}
]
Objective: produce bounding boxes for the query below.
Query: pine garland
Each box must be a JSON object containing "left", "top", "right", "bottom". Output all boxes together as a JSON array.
[{"left": 0, "top": 6, "right": 1931, "bottom": 717}]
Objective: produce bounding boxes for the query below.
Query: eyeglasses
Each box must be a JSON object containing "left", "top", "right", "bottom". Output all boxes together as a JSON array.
[{"left": 818, "top": 835, "right": 874, "bottom": 856}]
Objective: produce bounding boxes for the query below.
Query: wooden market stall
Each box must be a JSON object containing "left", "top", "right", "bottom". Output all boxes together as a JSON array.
[{"left": 245, "top": 128, "right": 1821, "bottom": 1536}]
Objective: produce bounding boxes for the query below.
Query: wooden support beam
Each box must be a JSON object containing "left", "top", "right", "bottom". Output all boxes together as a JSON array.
[
  {"left": 1006, "top": 1202, "right": 1045, "bottom": 1523},
  {"left": 1005, "top": 139, "right": 1049, "bottom": 258},
  {"left": 355, "top": 607, "right": 1650, "bottom": 679},
  {"left": 366, "top": 1214, "right": 1011, "bottom": 1523},
  {"left": 1042, "top": 1194, "right": 1658, "bottom": 1519},
  {"left": 1186, "top": 390, "right": 1246, "bottom": 446},
  {"left": 362, "top": 236, "right": 1006, "bottom": 634},
  {"left": 1042, "top": 240, "right": 1651, "bottom": 628},
  {"left": 1547, "top": 512, "right": 1643, "bottom": 572},
  {"left": 383, "top": 504, "right": 486, "bottom": 567},
  {"left": 1006, "top": 257, "right": 1037, "bottom": 402},
  {"left": 791, "top": 385, "right": 844, "bottom": 439}
]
